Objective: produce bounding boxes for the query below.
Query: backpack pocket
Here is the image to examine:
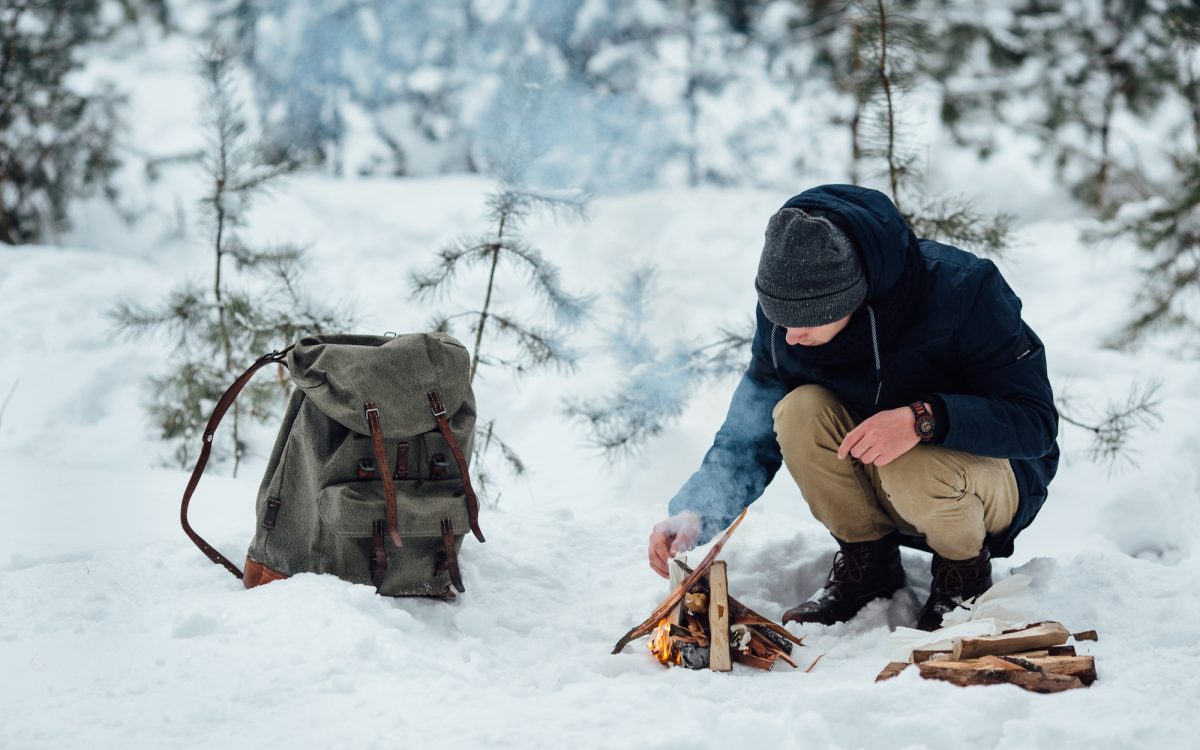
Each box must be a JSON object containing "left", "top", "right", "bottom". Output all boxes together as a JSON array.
[{"left": 317, "top": 480, "right": 471, "bottom": 596}]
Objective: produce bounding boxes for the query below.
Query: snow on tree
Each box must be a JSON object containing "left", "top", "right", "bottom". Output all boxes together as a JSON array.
[{"left": 0, "top": 0, "right": 123, "bottom": 245}]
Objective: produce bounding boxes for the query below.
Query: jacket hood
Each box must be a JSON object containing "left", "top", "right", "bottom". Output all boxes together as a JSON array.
[{"left": 781, "top": 184, "right": 918, "bottom": 300}]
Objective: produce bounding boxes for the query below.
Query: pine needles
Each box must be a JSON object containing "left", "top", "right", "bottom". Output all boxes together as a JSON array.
[
  {"left": 411, "top": 172, "right": 590, "bottom": 504},
  {"left": 111, "top": 43, "right": 354, "bottom": 473},
  {"left": 564, "top": 267, "right": 752, "bottom": 459}
]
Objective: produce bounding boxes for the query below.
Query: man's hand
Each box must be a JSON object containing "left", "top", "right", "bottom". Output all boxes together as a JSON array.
[
  {"left": 648, "top": 512, "right": 702, "bottom": 579},
  {"left": 837, "top": 405, "right": 923, "bottom": 466}
]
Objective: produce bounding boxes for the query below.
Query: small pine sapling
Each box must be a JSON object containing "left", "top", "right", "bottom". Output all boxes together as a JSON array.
[
  {"left": 410, "top": 171, "right": 590, "bottom": 504},
  {"left": 112, "top": 44, "right": 354, "bottom": 473}
]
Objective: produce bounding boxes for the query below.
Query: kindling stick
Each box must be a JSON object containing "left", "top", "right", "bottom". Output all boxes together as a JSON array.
[{"left": 611, "top": 509, "right": 748, "bottom": 655}]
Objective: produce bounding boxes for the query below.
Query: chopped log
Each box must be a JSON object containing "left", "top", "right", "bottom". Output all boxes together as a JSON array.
[
  {"left": 734, "top": 613, "right": 802, "bottom": 653},
  {"left": 684, "top": 592, "right": 708, "bottom": 613},
  {"left": 1047, "top": 645, "right": 1077, "bottom": 657},
  {"left": 732, "top": 650, "right": 776, "bottom": 671},
  {"left": 1017, "top": 655, "right": 1098, "bottom": 686},
  {"left": 684, "top": 612, "right": 707, "bottom": 640},
  {"left": 917, "top": 661, "right": 1084, "bottom": 693},
  {"left": 1072, "top": 630, "right": 1099, "bottom": 642},
  {"left": 912, "top": 649, "right": 951, "bottom": 664},
  {"left": 612, "top": 510, "right": 748, "bottom": 655},
  {"left": 952, "top": 621, "right": 1070, "bottom": 660},
  {"left": 708, "top": 561, "right": 732, "bottom": 672},
  {"left": 977, "top": 655, "right": 1028, "bottom": 671},
  {"left": 668, "top": 624, "right": 707, "bottom": 645},
  {"left": 876, "top": 662, "right": 911, "bottom": 682},
  {"left": 668, "top": 558, "right": 688, "bottom": 630}
]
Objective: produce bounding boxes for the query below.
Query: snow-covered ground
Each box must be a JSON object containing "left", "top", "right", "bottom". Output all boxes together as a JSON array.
[{"left": 3, "top": 30, "right": 1200, "bottom": 750}]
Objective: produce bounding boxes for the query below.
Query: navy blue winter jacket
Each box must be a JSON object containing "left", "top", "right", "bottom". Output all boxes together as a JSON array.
[{"left": 668, "top": 185, "right": 1059, "bottom": 558}]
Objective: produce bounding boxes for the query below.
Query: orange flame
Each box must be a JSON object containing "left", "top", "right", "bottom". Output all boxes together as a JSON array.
[{"left": 648, "top": 618, "right": 681, "bottom": 666}]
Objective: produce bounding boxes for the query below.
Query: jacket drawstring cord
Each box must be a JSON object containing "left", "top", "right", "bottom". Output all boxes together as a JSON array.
[{"left": 867, "top": 304, "right": 882, "bottom": 405}]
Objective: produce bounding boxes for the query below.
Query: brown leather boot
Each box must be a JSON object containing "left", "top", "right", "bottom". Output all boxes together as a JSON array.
[
  {"left": 782, "top": 536, "right": 906, "bottom": 626},
  {"left": 916, "top": 548, "right": 993, "bottom": 631}
]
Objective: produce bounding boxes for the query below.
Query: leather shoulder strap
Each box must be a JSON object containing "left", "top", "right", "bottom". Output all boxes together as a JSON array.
[
  {"left": 180, "top": 346, "right": 294, "bottom": 579},
  {"left": 428, "top": 389, "right": 485, "bottom": 543}
]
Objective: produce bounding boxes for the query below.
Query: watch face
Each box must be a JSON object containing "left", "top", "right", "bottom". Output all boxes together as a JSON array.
[{"left": 917, "top": 415, "right": 936, "bottom": 436}]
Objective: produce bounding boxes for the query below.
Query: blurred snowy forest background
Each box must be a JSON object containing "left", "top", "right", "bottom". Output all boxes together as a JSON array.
[
  {"left": 1, "top": 0, "right": 1198, "bottom": 472},
  {"left": 6, "top": 1, "right": 1198, "bottom": 221}
]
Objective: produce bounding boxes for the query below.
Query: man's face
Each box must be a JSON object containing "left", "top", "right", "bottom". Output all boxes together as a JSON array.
[{"left": 784, "top": 313, "right": 853, "bottom": 347}]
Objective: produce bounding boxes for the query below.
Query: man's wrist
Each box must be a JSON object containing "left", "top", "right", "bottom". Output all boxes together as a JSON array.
[
  {"left": 909, "top": 400, "right": 936, "bottom": 442},
  {"left": 918, "top": 393, "right": 950, "bottom": 444}
]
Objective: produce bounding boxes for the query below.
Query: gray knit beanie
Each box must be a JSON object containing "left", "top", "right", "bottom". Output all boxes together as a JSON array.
[{"left": 755, "top": 207, "right": 867, "bottom": 327}]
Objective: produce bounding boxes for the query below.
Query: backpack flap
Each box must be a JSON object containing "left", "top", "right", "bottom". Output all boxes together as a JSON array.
[{"left": 287, "top": 333, "right": 473, "bottom": 440}]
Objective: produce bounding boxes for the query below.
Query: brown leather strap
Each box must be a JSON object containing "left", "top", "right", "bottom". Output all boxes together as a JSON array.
[
  {"left": 441, "top": 517, "right": 465, "bottom": 593},
  {"left": 394, "top": 442, "right": 410, "bottom": 479},
  {"left": 370, "top": 519, "right": 387, "bottom": 589},
  {"left": 364, "top": 401, "right": 403, "bottom": 548},
  {"left": 181, "top": 346, "right": 294, "bottom": 579},
  {"left": 427, "top": 389, "right": 485, "bottom": 543}
]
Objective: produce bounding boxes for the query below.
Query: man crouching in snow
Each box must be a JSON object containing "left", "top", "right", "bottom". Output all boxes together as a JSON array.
[{"left": 647, "top": 184, "right": 1059, "bottom": 631}]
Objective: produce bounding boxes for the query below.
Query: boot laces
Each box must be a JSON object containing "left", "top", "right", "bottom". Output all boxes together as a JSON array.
[
  {"left": 826, "top": 548, "right": 868, "bottom": 591},
  {"left": 931, "top": 555, "right": 983, "bottom": 595}
]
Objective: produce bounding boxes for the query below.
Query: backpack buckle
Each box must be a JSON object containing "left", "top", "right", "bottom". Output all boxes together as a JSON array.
[
  {"left": 357, "top": 458, "right": 378, "bottom": 479},
  {"left": 429, "top": 453, "right": 449, "bottom": 479},
  {"left": 427, "top": 390, "right": 447, "bottom": 417}
]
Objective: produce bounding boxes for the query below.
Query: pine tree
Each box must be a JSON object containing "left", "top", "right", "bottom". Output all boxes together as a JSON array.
[
  {"left": 857, "top": 0, "right": 1013, "bottom": 257},
  {"left": 864, "top": 0, "right": 1158, "bottom": 467},
  {"left": 1092, "top": 148, "right": 1200, "bottom": 347},
  {"left": 410, "top": 121, "right": 591, "bottom": 502},
  {"left": 1086, "top": 8, "right": 1200, "bottom": 345},
  {"left": 112, "top": 43, "right": 354, "bottom": 473},
  {"left": 0, "top": 0, "right": 123, "bottom": 245},
  {"left": 925, "top": 1, "right": 1196, "bottom": 215}
]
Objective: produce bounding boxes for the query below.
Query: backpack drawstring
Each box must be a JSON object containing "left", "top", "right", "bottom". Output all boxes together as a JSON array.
[{"left": 867, "top": 304, "right": 882, "bottom": 405}]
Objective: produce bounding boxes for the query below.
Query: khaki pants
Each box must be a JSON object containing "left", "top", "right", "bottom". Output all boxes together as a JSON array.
[{"left": 772, "top": 385, "right": 1019, "bottom": 561}]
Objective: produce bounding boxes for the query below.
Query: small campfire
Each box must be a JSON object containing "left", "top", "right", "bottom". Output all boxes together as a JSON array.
[{"left": 613, "top": 510, "right": 805, "bottom": 672}]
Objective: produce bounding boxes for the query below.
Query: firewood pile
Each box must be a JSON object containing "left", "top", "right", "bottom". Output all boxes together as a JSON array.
[
  {"left": 877, "top": 621, "right": 1099, "bottom": 693},
  {"left": 611, "top": 510, "right": 806, "bottom": 672}
]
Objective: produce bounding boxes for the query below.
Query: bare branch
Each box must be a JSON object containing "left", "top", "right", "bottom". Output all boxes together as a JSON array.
[{"left": 1058, "top": 380, "right": 1163, "bottom": 473}]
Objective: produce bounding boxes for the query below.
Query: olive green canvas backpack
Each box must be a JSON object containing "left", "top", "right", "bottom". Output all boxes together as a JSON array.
[{"left": 180, "top": 332, "right": 486, "bottom": 598}]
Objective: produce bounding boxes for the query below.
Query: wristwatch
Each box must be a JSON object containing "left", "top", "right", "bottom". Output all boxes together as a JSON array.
[{"left": 909, "top": 401, "right": 936, "bottom": 443}]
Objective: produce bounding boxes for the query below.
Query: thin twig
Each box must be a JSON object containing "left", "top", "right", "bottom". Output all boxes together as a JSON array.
[{"left": 0, "top": 378, "right": 17, "bottom": 429}]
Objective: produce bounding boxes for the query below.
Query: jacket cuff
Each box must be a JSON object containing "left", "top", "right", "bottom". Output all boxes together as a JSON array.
[{"left": 921, "top": 393, "right": 951, "bottom": 444}]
